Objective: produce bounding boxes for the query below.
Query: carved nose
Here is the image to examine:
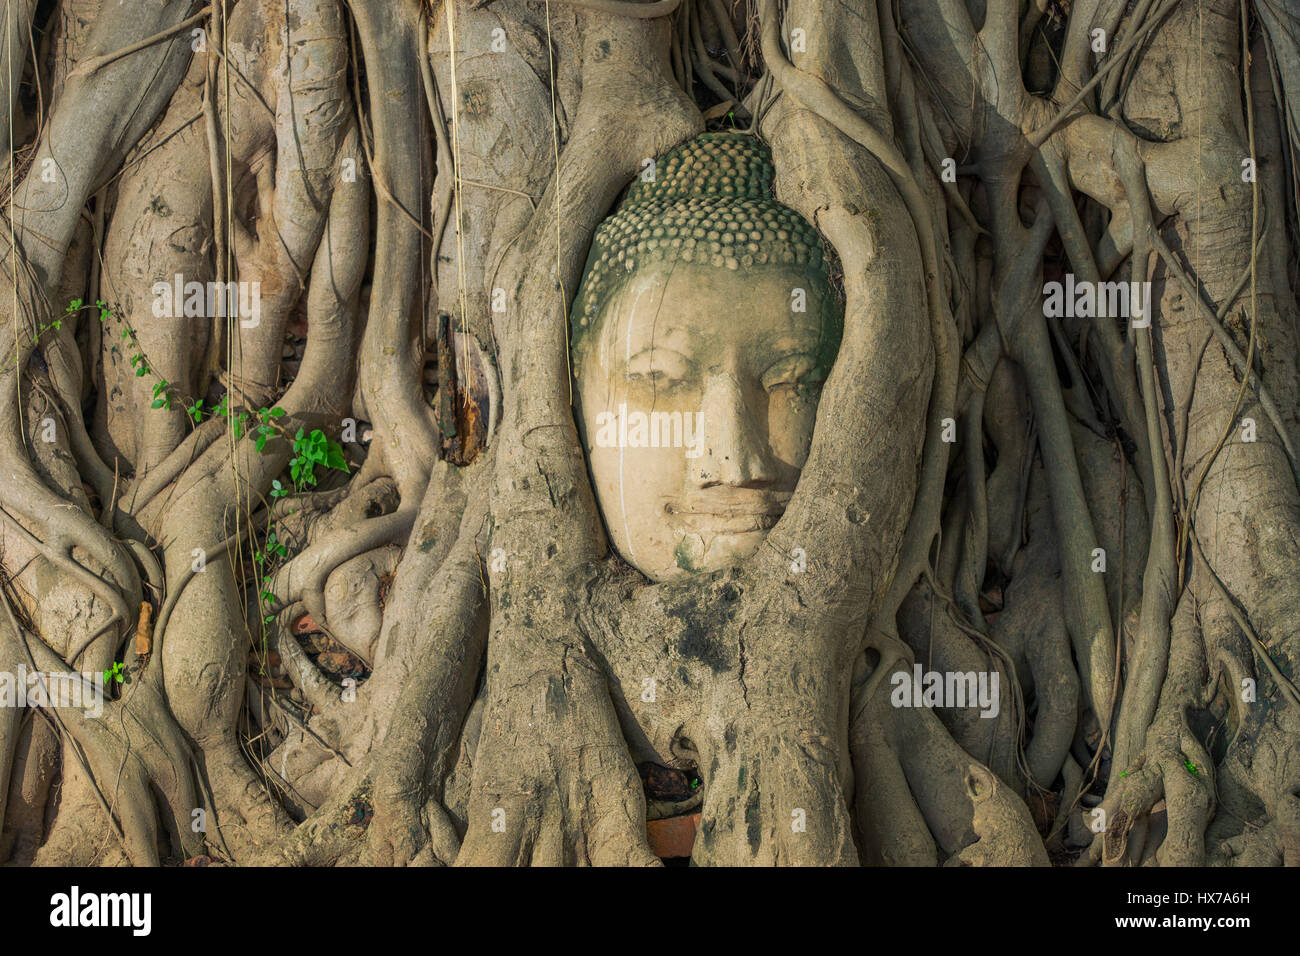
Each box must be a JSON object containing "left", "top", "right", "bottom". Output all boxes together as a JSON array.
[{"left": 690, "top": 373, "right": 777, "bottom": 489}]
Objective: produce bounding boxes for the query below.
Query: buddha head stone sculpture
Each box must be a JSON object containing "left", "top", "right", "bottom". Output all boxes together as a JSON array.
[{"left": 571, "top": 132, "right": 843, "bottom": 582}]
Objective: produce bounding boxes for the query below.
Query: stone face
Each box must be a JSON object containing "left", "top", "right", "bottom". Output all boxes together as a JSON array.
[
  {"left": 571, "top": 133, "right": 844, "bottom": 582},
  {"left": 570, "top": 132, "right": 832, "bottom": 348}
]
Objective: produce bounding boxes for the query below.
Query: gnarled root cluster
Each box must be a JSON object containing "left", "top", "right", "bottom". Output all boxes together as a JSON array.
[{"left": 0, "top": 0, "right": 1297, "bottom": 868}]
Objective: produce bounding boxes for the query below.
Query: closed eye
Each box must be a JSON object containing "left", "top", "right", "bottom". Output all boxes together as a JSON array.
[
  {"left": 625, "top": 348, "right": 690, "bottom": 384},
  {"left": 762, "top": 353, "right": 823, "bottom": 391}
]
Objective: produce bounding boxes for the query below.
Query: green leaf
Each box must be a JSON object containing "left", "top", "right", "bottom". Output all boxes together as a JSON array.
[
  {"left": 324, "top": 440, "right": 348, "bottom": 473},
  {"left": 270, "top": 406, "right": 286, "bottom": 418},
  {"left": 255, "top": 434, "right": 267, "bottom": 453},
  {"left": 151, "top": 398, "right": 166, "bottom": 409}
]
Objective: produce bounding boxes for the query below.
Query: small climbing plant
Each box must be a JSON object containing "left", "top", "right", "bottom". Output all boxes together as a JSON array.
[
  {"left": 103, "top": 660, "right": 126, "bottom": 685},
  {"left": 64, "top": 297, "right": 351, "bottom": 638}
]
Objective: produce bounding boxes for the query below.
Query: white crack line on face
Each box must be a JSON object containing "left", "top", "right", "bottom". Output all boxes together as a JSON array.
[{"left": 618, "top": 277, "right": 662, "bottom": 570}]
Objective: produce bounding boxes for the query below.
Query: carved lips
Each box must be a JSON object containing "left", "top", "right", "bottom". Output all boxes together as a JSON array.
[{"left": 663, "top": 490, "right": 792, "bottom": 535}]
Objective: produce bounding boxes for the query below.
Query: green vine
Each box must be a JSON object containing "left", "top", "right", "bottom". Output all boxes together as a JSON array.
[{"left": 63, "top": 297, "right": 351, "bottom": 640}]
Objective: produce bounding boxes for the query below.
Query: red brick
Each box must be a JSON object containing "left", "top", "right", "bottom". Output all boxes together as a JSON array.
[{"left": 646, "top": 813, "right": 700, "bottom": 859}]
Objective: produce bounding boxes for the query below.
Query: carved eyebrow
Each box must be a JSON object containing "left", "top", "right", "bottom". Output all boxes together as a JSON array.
[
  {"left": 767, "top": 330, "right": 823, "bottom": 352},
  {"left": 625, "top": 345, "right": 693, "bottom": 371},
  {"left": 622, "top": 323, "right": 693, "bottom": 356}
]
